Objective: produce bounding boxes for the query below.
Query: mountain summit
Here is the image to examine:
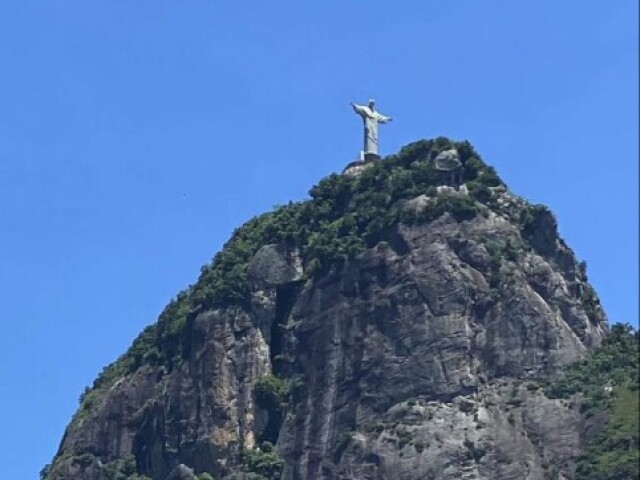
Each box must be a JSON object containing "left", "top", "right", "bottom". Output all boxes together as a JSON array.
[{"left": 45, "top": 138, "right": 633, "bottom": 480}]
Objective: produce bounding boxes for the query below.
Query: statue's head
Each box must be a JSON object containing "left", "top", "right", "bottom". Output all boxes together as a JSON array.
[{"left": 368, "top": 99, "right": 376, "bottom": 109}]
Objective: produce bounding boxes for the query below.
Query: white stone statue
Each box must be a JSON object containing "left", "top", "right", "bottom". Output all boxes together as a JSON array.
[{"left": 351, "top": 99, "right": 393, "bottom": 161}]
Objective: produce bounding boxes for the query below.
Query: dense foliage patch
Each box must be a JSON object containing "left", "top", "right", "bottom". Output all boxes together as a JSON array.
[
  {"left": 546, "top": 323, "right": 639, "bottom": 479},
  {"left": 41, "top": 453, "right": 151, "bottom": 480},
  {"left": 240, "top": 442, "right": 285, "bottom": 480},
  {"left": 254, "top": 375, "right": 289, "bottom": 444}
]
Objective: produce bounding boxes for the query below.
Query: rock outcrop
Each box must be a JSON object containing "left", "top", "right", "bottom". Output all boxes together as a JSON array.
[{"left": 44, "top": 138, "right": 608, "bottom": 480}]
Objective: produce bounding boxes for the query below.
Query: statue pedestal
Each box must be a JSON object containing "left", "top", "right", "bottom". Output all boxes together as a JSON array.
[{"left": 364, "top": 153, "right": 380, "bottom": 162}]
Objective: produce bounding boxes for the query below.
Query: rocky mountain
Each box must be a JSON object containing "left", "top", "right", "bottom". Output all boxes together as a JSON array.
[{"left": 43, "top": 138, "right": 635, "bottom": 480}]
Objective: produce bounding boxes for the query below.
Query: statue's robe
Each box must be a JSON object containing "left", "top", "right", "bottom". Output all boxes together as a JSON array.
[{"left": 352, "top": 104, "right": 392, "bottom": 156}]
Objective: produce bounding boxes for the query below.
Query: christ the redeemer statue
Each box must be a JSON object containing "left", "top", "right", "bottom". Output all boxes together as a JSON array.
[{"left": 351, "top": 99, "right": 393, "bottom": 162}]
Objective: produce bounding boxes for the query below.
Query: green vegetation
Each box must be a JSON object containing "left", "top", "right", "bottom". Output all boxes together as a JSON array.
[
  {"left": 95, "top": 454, "right": 147, "bottom": 480},
  {"left": 242, "top": 443, "right": 284, "bottom": 480},
  {"left": 254, "top": 375, "right": 289, "bottom": 444},
  {"left": 466, "top": 180, "right": 493, "bottom": 204},
  {"left": 545, "top": 324, "right": 638, "bottom": 407},
  {"left": 255, "top": 375, "right": 289, "bottom": 410},
  {"left": 71, "top": 453, "right": 95, "bottom": 469},
  {"left": 576, "top": 384, "right": 639, "bottom": 480},
  {"left": 546, "top": 323, "right": 639, "bottom": 479},
  {"left": 197, "top": 473, "right": 216, "bottom": 480},
  {"left": 517, "top": 204, "right": 558, "bottom": 256},
  {"left": 395, "top": 427, "right": 413, "bottom": 449},
  {"left": 43, "top": 453, "right": 150, "bottom": 480}
]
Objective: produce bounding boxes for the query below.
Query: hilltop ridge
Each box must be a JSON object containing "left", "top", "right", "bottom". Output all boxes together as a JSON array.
[{"left": 43, "top": 137, "right": 630, "bottom": 480}]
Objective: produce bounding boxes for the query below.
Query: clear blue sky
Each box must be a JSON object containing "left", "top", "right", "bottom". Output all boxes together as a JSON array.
[{"left": 0, "top": 1, "right": 637, "bottom": 477}]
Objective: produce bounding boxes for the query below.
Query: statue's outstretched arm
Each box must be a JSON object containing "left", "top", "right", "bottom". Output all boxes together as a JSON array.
[
  {"left": 351, "top": 103, "right": 367, "bottom": 116},
  {"left": 377, "top": 113, "right": 393, "bottom": 123}
]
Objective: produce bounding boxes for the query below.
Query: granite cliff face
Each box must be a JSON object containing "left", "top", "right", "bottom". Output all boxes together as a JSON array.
[{"left": 45, "top": 138, "right": 608, "bottom": 480}]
